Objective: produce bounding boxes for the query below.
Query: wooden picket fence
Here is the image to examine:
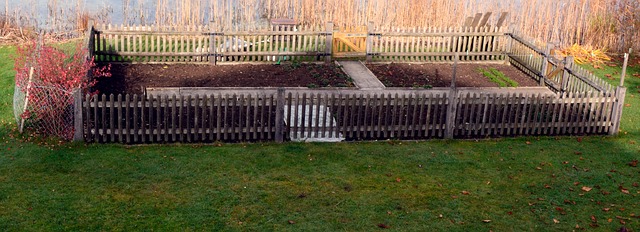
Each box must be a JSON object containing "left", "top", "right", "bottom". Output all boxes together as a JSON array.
[
  {"left": 507, "top": 34, "right": 615, "bottom": 95},
  {"left": 366, "top": 24, "right": 507, "bottom": 62},
  {"left": 74, "top": 88, "right": 623, "bottom": 143},
  {"left": 89, "top": 23, "right": 507, "bottom": 64},
  {"left": 75, "top": 22, "right": 628, "bottom": 143},
  {"left": 91, "top": 23, "right": 333, "bottom": 63}
]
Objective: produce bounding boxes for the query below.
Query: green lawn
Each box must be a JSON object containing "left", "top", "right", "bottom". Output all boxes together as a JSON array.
[{"left": 1, "top": 44, "right": 639, "bottom": 231}]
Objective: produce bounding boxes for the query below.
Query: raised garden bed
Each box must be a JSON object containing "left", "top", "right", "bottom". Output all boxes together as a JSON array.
[
  {"left": 366, "top": 63, "right": 539, "bottom": 88},
  {"left": 94, "top": 63, "right": 354, "bottom": 94}
]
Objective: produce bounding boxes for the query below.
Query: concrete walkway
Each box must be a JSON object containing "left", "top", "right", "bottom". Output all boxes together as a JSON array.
[{"left": 338, "top": 61, "right": 385, "bottom": 90}]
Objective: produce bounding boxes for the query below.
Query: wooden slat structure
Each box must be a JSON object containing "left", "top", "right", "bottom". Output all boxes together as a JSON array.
[
  {"left": 77, "top": 22, "right": 628, "bottom": 143},
  {"left": 366, "top": 26, "right": 507, "bottom": 62},
  {"left": 80, "top": 88, "right": 619, "bottom": 143},
  {"left": 507, "top": 33, "right": 615, "bottom": 94},
  {"left": 91, "top": 23, "right": 332, "bottom": 63}
]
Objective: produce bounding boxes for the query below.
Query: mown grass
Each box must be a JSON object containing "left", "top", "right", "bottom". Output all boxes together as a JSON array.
[{"left": 1, "top": 46, "right": 639, "bottom": 231}]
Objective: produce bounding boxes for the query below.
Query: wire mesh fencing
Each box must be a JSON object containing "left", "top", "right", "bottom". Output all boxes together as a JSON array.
[{"left": 13, "top": 82, "right": 76, "bottom": 140}]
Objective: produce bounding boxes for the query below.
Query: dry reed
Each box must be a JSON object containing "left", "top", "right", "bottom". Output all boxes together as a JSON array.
[{"left": 3, "top": 0, "right": 639, "bottom": 52}]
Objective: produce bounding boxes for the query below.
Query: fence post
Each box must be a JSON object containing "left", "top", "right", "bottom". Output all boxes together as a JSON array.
[
  {"left": 209, "top": 21, "right": 216, "bottom": 65},
  {"left": 325, "top": 22, "right": 333, "bottom": 63},
  {"left": 560, "top": 56, "right": 573, "bottom": 95},
  {"left": 73, "top": 89, "right": 84, "bottom": 142},
  {"left": 275, "top": 88, "right": 286, "bottom": 142},
  {"left": 504, "top": 23, "right": 515, "bottom": 64},
  {"left": 610, "top": 51, "right": 630, "bottom": 135},
  {"left": 445, "top": 53, "right": 459, "bottom": 139},
  {"left": 540, "top": 43, "right": 552, "bottom": 86},
  {"left": 86, "top": 19, "right": 94, "bottom": 59},
  {"left": 366, "top": 21, "right": 374, "bottom": 62}
]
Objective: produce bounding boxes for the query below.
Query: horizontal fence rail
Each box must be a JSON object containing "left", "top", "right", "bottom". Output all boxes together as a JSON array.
[{"left": 80, "top": 89, "right": 619, "bottom": 143}]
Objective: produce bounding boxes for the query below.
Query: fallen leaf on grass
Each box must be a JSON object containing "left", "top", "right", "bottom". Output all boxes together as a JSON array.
[
  {"left": 624, "top": 104, "right": 631, "bottom": 107},
  {"left": 633, "top": 182, "right": 639, "bottom": 187},
  {"left": 553, "top": 218, "right": 560, "bottom": 224},
  {"left": 604, "top": 208, "right": 611, "bottom": 212},
  {"left": 535, "top": 167, "right": 542, "bottom": 170},
  {"left": 377, "top": 223, "right": 390, "bottom": 229},
  {"left": 628, "top": 160, "right": 638, "bottom": 167},
  {"left": 525, "top": 141, "right": 531, "bottom": 145},
  {"left": 482, "top": 220, "right": 491, "bottom": 223},
  {"left": 582, "top": 186, "right": 593, "bottom": 192},
  {"left": 461, "top": 191, "right": 470, "bottom": 195},
  {"left": 288, "top": 220, "right": 296, "bottom": 224}
]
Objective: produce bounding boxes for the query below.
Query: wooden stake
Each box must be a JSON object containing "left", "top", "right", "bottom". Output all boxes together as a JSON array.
[
  {"left": 73, "top": 89, "right": 83, "bottom": 141},
  {"left": 620, "top": 49, "right": 631, "bottom": 87},
  {"left": 445, "top": 53, "right": 459, "bottom": 139},
  {"left": 19, "top": 67, "right": 35, "bottom": 133},
  {"left": 325, "top": 22, "right": 333, "bottom": 63},
  {"left": 275, "top": 88, "right": 285, "bottom": 142}
]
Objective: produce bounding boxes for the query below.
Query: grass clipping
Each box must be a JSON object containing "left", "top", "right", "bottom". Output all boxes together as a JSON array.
[
  {"left": 479, "top": 68, "right": 518, "bottom": 87},
  {"left": 558, "top": 44, "right": 611, "bottom": 67}
]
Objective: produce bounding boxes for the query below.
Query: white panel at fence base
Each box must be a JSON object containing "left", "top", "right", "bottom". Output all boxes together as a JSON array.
[{"left": 284, "top": 105, "right": 345, "bottom": 142}]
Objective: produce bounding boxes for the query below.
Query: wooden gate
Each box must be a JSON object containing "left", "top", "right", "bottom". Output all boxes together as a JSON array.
[{"left": 332, "top": 25, "right": 367, "bottom": 58}]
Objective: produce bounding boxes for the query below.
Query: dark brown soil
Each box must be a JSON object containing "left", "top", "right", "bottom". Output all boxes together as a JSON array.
[
  {"left": 94, "top": 63, "right": 353, "bottom": 94},
  {"left": 366, "top": 63, "right": 539, "bottom": 88}
]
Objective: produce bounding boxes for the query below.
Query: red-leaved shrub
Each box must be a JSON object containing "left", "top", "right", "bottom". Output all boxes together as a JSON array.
[{"left": 13, "top": 40, "right": 110, "bottom": 139}]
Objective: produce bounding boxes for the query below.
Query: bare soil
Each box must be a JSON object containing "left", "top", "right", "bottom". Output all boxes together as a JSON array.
[
  {"left": 95, "top": 63, "right": 353, "bottom": 94},
  {"left": 94, "top": 62, "right": 540, "bottom": 95},
  {"left": 366, "top": 63, "right": 539, "bottom": 88}
]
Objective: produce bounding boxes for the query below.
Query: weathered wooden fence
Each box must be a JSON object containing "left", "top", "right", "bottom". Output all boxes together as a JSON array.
[
  {"left": 75, "top": 88, "right": 622, "bottom": 143},
  {"left": 507, "top": 34, "right": 615, "bottom": 95},
  {"left": 76, "top": 22, "right": 628, "bottom": 143},
  {"left": 366, "top": 24, "right": 507, "bottom": 62},
  {"left": 91, "top": 23, "right": 334, "bottom": 63},
  {"left": 89, "top": 23, "right": 507, "bottom": 64}
]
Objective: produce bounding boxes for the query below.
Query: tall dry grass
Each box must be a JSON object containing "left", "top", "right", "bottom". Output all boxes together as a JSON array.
[
  {"left": 201, "top": 0, "right": 638, "bottom": 53},
  {"left": 3, "top": 0, "right": 638, "bottom": 52}
]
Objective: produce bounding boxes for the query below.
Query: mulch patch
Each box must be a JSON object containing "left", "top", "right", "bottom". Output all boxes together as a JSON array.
[
  {"left": 366, "top": 63, "right": 539, "bottom": 88},
  {"left": 94, "top": 63, "right": 353, "bottom": 94}
]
